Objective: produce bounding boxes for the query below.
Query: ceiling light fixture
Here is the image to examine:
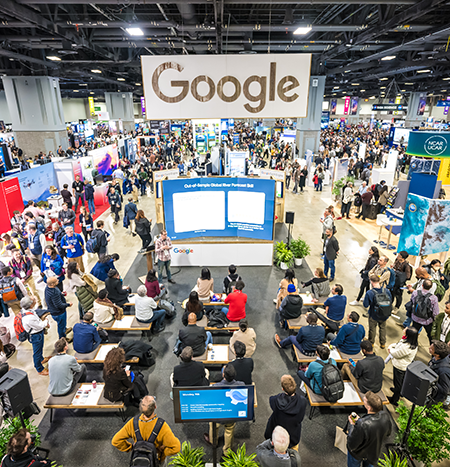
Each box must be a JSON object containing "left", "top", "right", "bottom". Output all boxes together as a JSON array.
[
  {"left": 443, "top": 77, "right": 450, "bottom": 81},
  {"left": 369, "top": 96, "right": 376, "bottom": 99},
  {"left": 126, "top": 27, "right": 144, "bottom": 36},
  {"left": 344, "top": 70, "right": 350, "bottom": 73},
  {"left": 379, "top": 78, "right": 388, "bottom": 81},
  {"left": 135, "top": 83, "right": 142, "bottom": 86},
  {"left": 360, "top": 89, "right": 366, "bottom": 92},
  {"left": 351, "top": 83, "right": 360, "bottom": 86},
  {"left": 417, "top": 69, "right": 431, "bottom": 73},
  {"left": 90, "top": 92, "right": 95, "bottom": 94},
  {"left": 380, "top": 86, "right": 386, "bottom": 89},
  {"left": 404, "top": 82, "right": 414, "bottom": 85},
  {"left": 401, "top": 89, "right": 406, "bottom": 92},
  {"left": 79, "top": 83, "right": 87, "bottom": 86},
  {"left": 294, "top": 26, "right": 312, "bottom": 35},
  {"left": 117, "top": 78, "right": 125, "bottom": 81},
  {"left": 73, "top": 90, "right": 79, "bottom": 92},
  {"left": 333, "top": 86, "right": 339, "bottom": 89},
  {"left": 47, "top": 56, "right": 61, "bottom": 61},
  {"left": 442, "top": 90, "right": 447, "bottom": 92},
  {"left": 91, "top": 69, "right": 102, "bottom": 73},
  {"left": 381, "top": 55, "right": 396, "bottom": 61}
]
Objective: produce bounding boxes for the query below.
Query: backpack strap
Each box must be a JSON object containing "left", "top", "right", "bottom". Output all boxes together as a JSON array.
[
  {"left": 148, "top": 418, "right": 165, "bottom": 444},
  {"left": 347, "top": 324, "right": 360, "bottom": 339},
  {"left": 289, "top": 451, "right": 298, "bottom": 467},
  {"left": 133, "top": 415, "right": 144, "bottom": 443}
]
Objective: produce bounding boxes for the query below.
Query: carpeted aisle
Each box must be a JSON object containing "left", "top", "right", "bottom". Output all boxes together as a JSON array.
[{"left": 36, "top": 238, "right": 396, "bottom": 465}]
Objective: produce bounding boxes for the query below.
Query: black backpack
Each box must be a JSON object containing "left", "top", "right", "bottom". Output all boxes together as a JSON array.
[
  {"left": 373, "top": 288, "right": 393, "bottom": 319},
  {"left": 130, "top": 416, "right": 164, "bottom": 467},
  {"left": 413, "top": 290, "right": 433, "bottom": 320},
  {"left": 225, "top": 275, "right": 238, "bottom": 295},
  {"left": 315, "top": 360, "right": 344, "bottom": 403}
]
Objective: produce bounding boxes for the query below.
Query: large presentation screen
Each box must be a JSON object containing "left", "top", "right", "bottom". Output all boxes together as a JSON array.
[
  {"left": 163, "top": 177, "right": 275, "bottom": 241},
  {"left": 89, "top": 144, "right": 119, "bottom": 176},
  {"left": 173, "top": 386, "right": 255, "bottom": 423}
]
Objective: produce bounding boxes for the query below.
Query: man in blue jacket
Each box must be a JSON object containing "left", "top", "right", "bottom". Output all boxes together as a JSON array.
[
  {"left": 275, "top": 313, "right": 324, "bottom": 356},
  {"left": 84, "top": 180, "right": 95, "bottom": 215},
  {"left": 45, "top": 277, "right": 72, "bottom": 339},
  {"left": 328, "top": 311, "right": 365, "bottom": 355},
  {"left": 124, "top": 197, "right": 138, "bottom": 237},
  {"left": 73, "top": 311, "right": 103, "bottom": 354}
]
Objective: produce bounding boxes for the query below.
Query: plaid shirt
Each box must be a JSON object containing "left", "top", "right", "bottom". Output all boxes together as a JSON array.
[
  {"left": 10, "top": 256, "right": 33, "bottom": 280},
  {"left": 155, "top": 236, "right": 172, "bottom": 262}
]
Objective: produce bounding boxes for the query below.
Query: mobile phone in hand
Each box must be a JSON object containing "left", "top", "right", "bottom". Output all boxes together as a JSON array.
[{"left": 125, "top": 365, "right": 130, "bottom": 372}]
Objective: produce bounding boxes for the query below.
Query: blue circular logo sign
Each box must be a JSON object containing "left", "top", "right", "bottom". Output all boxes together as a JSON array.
[
  {"left": 409, "top": 203, "right": 417, "bottom": 213},
  {"left": 424, "top": 135, "right": 448, "bottom": 156}
]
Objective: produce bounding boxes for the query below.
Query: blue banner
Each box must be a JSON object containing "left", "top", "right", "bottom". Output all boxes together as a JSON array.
[{"left": 15, "top": 163, "right": 58, "bottom": 205}]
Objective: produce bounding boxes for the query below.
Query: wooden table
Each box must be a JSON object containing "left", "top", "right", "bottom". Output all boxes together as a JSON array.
[
  {"left": 195, "top": 315, "right": 240, "bottom": 332},
  {"left": 100, "top": 315, "right": 152, "bottom": 332},
  {"left": 293, "top": 346, "right": 364, "bottom": 364},
  {"left": 192, "top": 344, "right": 234, "bottom": 365},
  {"left": 74, "top": 344, "right": 139, "bottom": 364}
]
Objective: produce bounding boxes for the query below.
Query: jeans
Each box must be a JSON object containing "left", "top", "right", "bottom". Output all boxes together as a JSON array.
[
  {"left": 137, "top": 309, "right": 166, "bottom": 331},
  {"left": 74, "top": 193, "right": 85, "bottom": 212},
  {"left": 279, "top": 335, "right": 304, "bottom": 352},
  {"left": 139, "top": 234, "right": 152, "bottom": 250},
  {"left": 29, "top": 331, "right": 44, "bottom": 373},
  {"left": 87, "top": 198, "right": 95, "bottom": 215},
  {"left": 158, "top": 259, "right": 172, "bottom": 281},
  {"left": 347, "top": 452, "right": 372, "bottom": 467},
  {"left": 317, "top": 178, "right": 323, "bottom": 191},
  {"left": 297, "top": 370, "right": 312, "bottom": 389},
  {"left": 222, "top": 307, "right": 229, "bottom": 315},
  {"left": 205, "top": 331, "right": 213, "bottom": 350},
  {"left": 341, "top": 202, "right": 352, "bottom": 218},
  {"left": 323, "top": 257, "right": 335, "bottom": 279},
  {"left": 285, "top": 175, "right": 291, "bottom": 189},
  {"left": 140, "top": 180, "right": 147, "bottom": 195},
  {"left": 52, "top": 312, "right": 67, "bottom": 339}
]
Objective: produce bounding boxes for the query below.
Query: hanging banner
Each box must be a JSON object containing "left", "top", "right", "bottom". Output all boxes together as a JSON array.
[
  {"left": 343, "top": 96, "right": 350, "bottom": 115},
  {"left": 140, "top": 96, "right": 146, "bottom": 116},
  {"left": 88, "top": 97, "right": 95, "bottom": 116},
  {"left": 351, "top": 97, "right": 358, "bottom": 115},
  {"left": 141, "top": 54, "right": 312, "bottom": 119},
  {"left": 417, "top": 97, "right": 426, "bottom": 116},
  {"left": 330, "top": 99, "right": 337, "bottom": 115}
]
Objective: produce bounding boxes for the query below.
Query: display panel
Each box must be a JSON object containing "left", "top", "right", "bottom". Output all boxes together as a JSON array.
[
  {"left": 163, "top": 177, "right": 275, "bottom": 240},
  {"left": 89, "top": 144, "right": 119, "bottom": 176},
  {"left": 173, "top": 386, "right": 255, "bottom": 423}
]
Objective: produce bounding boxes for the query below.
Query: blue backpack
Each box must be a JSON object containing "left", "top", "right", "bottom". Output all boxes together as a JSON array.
[
  {"left": 85, "top": 236, "right": 99, "bottom": 254},
  {"left": 386, "top": 267, "right": 396, "bottom": 289}
]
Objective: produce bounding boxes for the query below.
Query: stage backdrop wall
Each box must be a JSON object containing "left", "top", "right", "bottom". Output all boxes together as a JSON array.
[
  {"left": 15, "top": 163, "right": 57, "bottom": 204},
  {"left": 397, "top": 193, "right": 450, "bottom": 256}
]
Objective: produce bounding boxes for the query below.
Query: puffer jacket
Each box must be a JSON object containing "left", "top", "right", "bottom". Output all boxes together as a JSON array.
[{"left": 76, "top": 284, "right": 97, "bottom": 312}]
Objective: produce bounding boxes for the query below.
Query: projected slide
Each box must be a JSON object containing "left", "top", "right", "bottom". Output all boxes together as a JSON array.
[
  {"left": 89, "top": 144, "right": 119, "bottom": 176},
  {"left": 163, "top": 177, "right": 275, "bottom": 241}
]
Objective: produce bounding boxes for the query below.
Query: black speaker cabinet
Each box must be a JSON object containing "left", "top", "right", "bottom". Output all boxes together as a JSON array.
[
  {"left": 285, "top": 211, "right": 295, "bottom": 225},
  {"left": 0, "top": 368, "right": 33, "bottom": 417},
  {"left": 401, "top": 361, "right": 438, "bottom": 406}
]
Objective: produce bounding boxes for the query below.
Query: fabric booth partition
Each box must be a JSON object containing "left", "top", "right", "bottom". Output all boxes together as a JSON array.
[{"left": 0, "top": 178, "right": 23, "bottom": 234}]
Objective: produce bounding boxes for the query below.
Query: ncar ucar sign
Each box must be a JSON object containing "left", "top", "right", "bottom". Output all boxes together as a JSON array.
[{"left": 141, "top": 54, "right": 311, "bottom": 119}]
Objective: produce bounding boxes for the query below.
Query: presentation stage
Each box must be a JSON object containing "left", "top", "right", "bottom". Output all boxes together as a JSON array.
[
  {"left": 163, "top": 177, "right": 275, "bottom": 241},
  {"left": 174, "top": 386, "right": 254, "bottom": 423}
]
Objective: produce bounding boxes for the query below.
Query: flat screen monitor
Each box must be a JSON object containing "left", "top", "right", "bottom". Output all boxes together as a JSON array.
[
  {"left": 276, "top": 181, "right": 283, "bottom": 198},
  {"left": 173, "top": 385, "right": 255, "bottom": 424}
]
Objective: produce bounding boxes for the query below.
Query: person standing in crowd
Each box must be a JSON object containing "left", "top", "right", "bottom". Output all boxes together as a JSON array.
[
  {"left": 107, "top": 186, "right": 122, "bottom": 224},
  {"left": 135, "top": 210, "right": 152, "bottom": 253},
  {"left": 350, "top": 247, "right": 380, "bottom": 307},
  {"left": 10, "top": 249, "right": 42, "bottom": 308},
  {"left": 155, "top": 230, "right": 175, "bottom": 284},
  {"left": 91, "top": 220, "right": 109, "bottom": 260},
  {"left": 45, "top": 277, "right": 72, "bottom": 340},
  {"left": 40, "top": 245, "right": 65, "bottom": 292},
  {"left": 320, "top": 208, "right": 334, "bottom": 241},
  {"left": 256, "top": 426, "right": 301, "bottom": 467},
  {"left": 410, "top": 279, "right": 439, "bottom": 344},
  {"left": 368, "top": 256, "right": 391, "bottom": 289},
  {"left": 346, "top": 391, "right": 391, "bottom": 467},
  {"left": 21, "top": 296, "right": 50, "bottom": 376},
  {"left": 428, "top": 340, "right": 450, "bottom": 405},
  {"left": 84, "top": 180, "right": 95, "bottom": 215},
  {"left": 355, "top": 187, "right": 373, "bottom": 221},
  {"left": 72, "top": 175, "right": 85, "bottom": 213},
  {"left": 26, "top": 224, "right": 46, "bottom": 269},
  {"left": 323, "top": 228, "right": 339, "bottom": 282},
  {"left": 0, "top": 266, "right": 28, "bottom": 316},
  {"left": 112, "top": 165, "right": 125, "bottom": 193},
  {"left": 58, "top": 203, "right": 76, "bottom": 230},
  {"left": 341, "top": 182, "right": 354, "bottom": 219},
  {"left": 79, "top": 206, "right": 94, "bottom": 241},
  {"left": 124, "top": 198, "right": 138, "bottom": 237},
  {"left": 431, "top": 300, "right": 450, "bottom": 343},
  {"left": 364, "top": 275, "right": 391, "bottom": 349},
  {"left": 60, "top": 184, "right": 73, "bottom": 209},
  {"left": 61, "top": 226, "right": 85, "bottom": 273}
]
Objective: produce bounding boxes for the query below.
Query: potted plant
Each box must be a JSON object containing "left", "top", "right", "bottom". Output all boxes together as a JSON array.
[
  {"left": 332, "top": 175, "right": 355, "bottom": 202},
  {"left": 394, "top": 401, "right": 450, "bottom": 467},
  {"left": 274, "top": 241, "right": 294, "bottom": 270},
  {"left": 0, "top": 416, "right": 41, "bottom": 459},
  {"left": 378, "top": 451, "right": 408, "bottom": 467},
  {"left": 290, "top": 237, "right": 311, "bottom": 267},
  {"left": 169, "top": 441, "right": 205, "bottom": 467},
  {"left": 221, "top": 444, "right": 258, "bottom": 467}
]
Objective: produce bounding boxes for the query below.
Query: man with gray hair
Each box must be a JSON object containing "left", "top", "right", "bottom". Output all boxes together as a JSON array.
[
  {"left": 134, "top": 285, "right": 166, "bottom": 333},
  {"left": 21, "top": 296, "right": 50, "bottom": 376},
  {"left": 256, "top": 426, "right": 301, "bottom": 466}
]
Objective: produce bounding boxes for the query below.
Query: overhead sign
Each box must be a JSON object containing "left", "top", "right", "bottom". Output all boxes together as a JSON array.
[
  {"left": 436, "top": 100, "right": 450, "bottom": 107},
  {"left": 372, "top": 104, "right": 407, "bottom": 111},
  {"left": 407, "top": 132, "right": 450, "bottom": 158},
  {"left": 141, "top": 54, "right": 312, "bottom": 119},
  {"left": 88, "top": 96, "right": 95, "bottom": 116}
]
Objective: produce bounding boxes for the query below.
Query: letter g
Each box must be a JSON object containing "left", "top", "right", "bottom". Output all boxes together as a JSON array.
[{"left": 152, "top": 62, "right": 189, "bottom": 103}]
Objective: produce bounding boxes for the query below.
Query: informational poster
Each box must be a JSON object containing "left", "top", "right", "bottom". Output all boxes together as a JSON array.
[
  {"left": 417, "top": 97, "right": 426, "bottom": 116},
  {"left": 343, "top": 97, "right": 350, "bottom": 115},
  {"left": 163, "top": 177, "right": 275, "bottom": 241},
  {"left": 16, "top": 163, "right": 58, "bottom": 204},
  {"left": 79, "top": 156, "right": 94, "bottom": 182},
  {"left": 351, "top": 97, "right": 358, "bottom": 115},
  {"left": 89, "top": 144, "right": 119, "bottom": 176},
  {"left": 330, "top": 99, "right": 337, "bottom": 115},
  {"left": 407, "top": 132, "right": 450, "bottom": 158},
  {"left": 228, "top": 151, "right": 247, "bottom": 176}
]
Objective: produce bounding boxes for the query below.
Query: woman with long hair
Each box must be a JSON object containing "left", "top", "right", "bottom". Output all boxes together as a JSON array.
[
  {"left": 135, "top": 209, "right": 152, "bottom": 252},
  {"left": 301, "top": 268, "right": 330, "bottom": 300},
  {"left": 196, "top": 268, "right": 214, "bottom": 302},
  {"left": 90, "top": 253, "right": 120, "bottom": 282},
  {"left": 387, "top": 327, "right": 419, "bottom": 406},
  {"left": 79, "top": 206, "right": 94, "bottom": 241},
  {"left": 229, "top": 318, "right": 256, "bottom": 357},
  {"left": 275, "top": 269, "right": 298, "bottom": 309},
  {"left": 350, "top": 246, "right": 380, "bottom": 306},
  {"left": 40, "top": 245, "right": 65, "bottom": 292},
  {"left": 67, "top": 261, "right": 97, "bottom": 319},
  {"left": 182, "top": 291, "right": 204, "bottom": 326},
  {"left": 103, "top": 347, "right": 133, "bottom": 403},
  {"left": 145, "top": 269, "right": 166, "bottom": 300}
]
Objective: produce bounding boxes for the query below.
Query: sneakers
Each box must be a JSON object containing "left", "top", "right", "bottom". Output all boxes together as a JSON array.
[
  {"left": 274, "top": 334, "right": 282, "bottom": 348},
  {"left": 350, "top": 300, "right": 360, "bottom": 306},
  {"left": 207, "top": 343, "right": 213, "bottom": 351},
  {"left": 65, "top": 327, "right": 73, "bottom": 334},
  {"left": 38, "top": 369, "right": 49, "bottom": 376},
  {"left": 273, "top": 298, "right": 277, "bottom": 305}
]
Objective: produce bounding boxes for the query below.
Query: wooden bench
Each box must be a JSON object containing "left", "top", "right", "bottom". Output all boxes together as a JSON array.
[
  {"left": 355, "top": 386, "right": 389, "bottom": 405},
  {"left": 192, "top": 344, "right": 234, "bottom": 366},
  {"left": 305, "top": 381, "right": 364, "bottom": 419},
  {"left": 100, "top": 315, "right": 152, "bottom": 332},
  {"left": 181, "top": 297, "right": 228, "bottom": 309},
  {"left": 74, "top": 344, "right": 139, "bottom": 364},
  {"left": 195, "top": 315, "right": 241, "bottom": 333},
  {"left": 44, "top": 383, "right": 126, "bottom": 423},
  {"left": 293, "top": 347, "right": 364, "bottom": 364},
  {"left": 286, "top": 314, "right": 308, "bottom": 330}
]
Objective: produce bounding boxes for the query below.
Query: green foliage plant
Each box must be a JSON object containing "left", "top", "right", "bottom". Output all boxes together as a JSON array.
[
  {"left": 169, "top": 441, "right": 205, "bottom": 467},
  {"left": 0, "top": 416, "right": 41, "bottom": 459},
  {"left": 378, "top": 451, "right": 408, "bottom": 467},
  {"left": 332, "top": 175, "right": 355, "bottom": 198},
  {"left": 221, "top": 444, "right": 258, "bottom": 467},
  {"left": 290, "top": 237, "right": 311, "bottom": 259},
  {"left": 274, "top": 241, "right": 294, "bottom": 268}
]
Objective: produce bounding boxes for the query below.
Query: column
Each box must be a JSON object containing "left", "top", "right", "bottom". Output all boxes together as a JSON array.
[
  {"left": 405, "top": 92, "right": 426, "bottom": 127},
  {"left": 104, "top": 92, "right": 134, "bottom": 133},
  {"left": 296, "top": 76, "right": 326, "bottom": 158},
  {"left": 1, "top": 76, "right": 68, "bottom": 157}
]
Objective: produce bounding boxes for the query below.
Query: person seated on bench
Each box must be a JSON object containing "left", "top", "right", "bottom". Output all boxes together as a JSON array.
[
  {"left": 275, "top": 312, "right": 324, "bottom": 356},
  {"left": 264, "top": 375, "right": 307, "bottom": 449},
  {"left": 222, "top": 280, "right": 247, "bottom": 322},
  {"left": 2, "top": 428, "right": 49, "bottom": 467},
  {"left": 275, "top": 269, "right": 298, "bottom": 309},
  {"left": 103, "top": 347, "right": 134, "bottom": 404},
  {"left": 298, "top": 344, "right": 337, "bottom": 395},
  {"left": 135, "top": 285, "right": 166, "bottom": 333},
  {"left": 223, "top": 264, "right": 242, "bottom": 295},
  {"left": 48, "top": 337, "right": 87, "bottom": 396},
  {"left": 93, "top": 289, "right": 122, "bottom": 324},
  {"left": 105, "top": 269, "right": 130, "bottom": 308},
  {"left": 229, "top": 319, "right": 256, "bottom": 357},
  {"left": 256, "top": 426, "right": 302, "bottom": 467},
  {"left": 73, "top": 312, "right": 104, "bottom": 354},
  {"left": 145, "top": 269, "right": 167, "bottom": 301},
  {"left": 181, "top": 291, "right": 204, "bottom": 326},
  {"left": 300, "top": 268, "right": 330, "bottom": 301},
  {"left": 178, "top": 313, "right": 213, "bottom": 357},
  {"left": 278, "top": 284, "right": 303, "bottom": 327},
  {"left": 196, "top": 268, "right": 214, "bottom": 302},
  {"left": 327, "top": 311, "right": 365, "bottom": 356},
  {"left": 172, "top": 346, "right": 209, "bottom": 387},
  {"left": 229, "top": 341, "right": 253, "bottom": 384},
  {"left": 314, "top": 284, "right": 347, "bottom": 333},
  {"left": 341, "top": 340, "right": 385, "bottom": 394}
]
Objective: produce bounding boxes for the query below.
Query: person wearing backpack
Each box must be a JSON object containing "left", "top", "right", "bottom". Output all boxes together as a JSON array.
[
  {"left": 0, "top": 266, "right": 28, "bottom": 316},
  {"left": 411, "top": 279, "right": 440, "bottom": 344},
  {"left": 363, "top": 275, "right": 392, "bottom": 349},
  {"left": 256, "top": 426, "right": 302, "bottom": 467},
  {"left": 328, "top": 311, "right": 365, "bottom": 355},
  {"left": 20, "top": 296, "right": 50, "bottom": 376},
  {"left": 298, "top": 344, "right": 337, "bottom": 394},
  {"left": 223, "top": 264, "right": 241, "bottom": 295},
  {"left": 90, "top": 221, "right": 109, "bottom": 260},
  {"left": 112, "top": 395, "right": 181, "bottom": 464},
  {"left": 26, "top": 223, "right": 46, "bottom": 269}
]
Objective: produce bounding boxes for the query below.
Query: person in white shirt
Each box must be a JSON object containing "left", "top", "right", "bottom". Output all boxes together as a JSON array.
[
  {"left": 134, "top": 285, "right": 166, "bottom": 333},
  {"left": 358, "top": 181, "right": 368, "bottom": 195}
]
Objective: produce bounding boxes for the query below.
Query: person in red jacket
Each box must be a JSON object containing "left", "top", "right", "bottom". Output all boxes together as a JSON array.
[{"left": 222, "top": 280, "right": 247, "bottom": 322}]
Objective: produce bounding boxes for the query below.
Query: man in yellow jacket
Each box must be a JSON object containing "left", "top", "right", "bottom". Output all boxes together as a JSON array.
[{"left": 112, "top": 395, "right": 180, "bottom": 464}]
